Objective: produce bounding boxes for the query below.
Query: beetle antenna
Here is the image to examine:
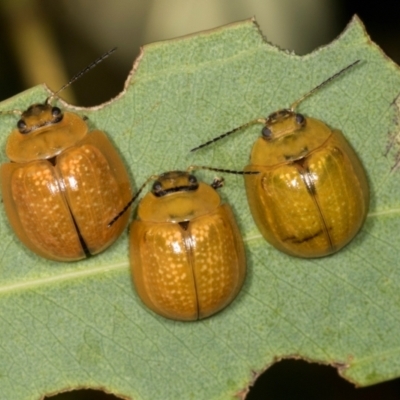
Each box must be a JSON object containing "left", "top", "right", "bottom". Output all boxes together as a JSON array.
[
  {"left": 190, "top": 118, "right": 266, "bottom": 152},
  {"left": 290, "top": 60, "right": 360, "bottom": 111},
  {"left": 187, "top": 165, "right": 259, "bottom": 175},
  {"left": 190, "top": 61, "right": 360, "bottom": 153},
  {"left": 46, "top": 47, "right": 117, "bottom": 104},
  {"left": 108, "top": 174, "right": 158, "bottom": 227}
]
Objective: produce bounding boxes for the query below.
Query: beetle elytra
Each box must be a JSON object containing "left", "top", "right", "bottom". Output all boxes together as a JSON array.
[{"left": 109, "top": 167, "right": 256, "bottom": 321}]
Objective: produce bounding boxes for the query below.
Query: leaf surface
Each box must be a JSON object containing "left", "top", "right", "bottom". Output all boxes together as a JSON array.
[{"left": 1, "top": 16, "right": 400, "bottom": 400}]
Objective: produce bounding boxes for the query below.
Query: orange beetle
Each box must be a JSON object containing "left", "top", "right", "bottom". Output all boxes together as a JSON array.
[
  {"left": 191, "top": 61, "right": 369, "bottom": 258},
  {"left": 1, "top": 49, "right": 132, "bottom": 261},
  {"left": 109, "top": 167, "right": 249, "bottom": 321}
]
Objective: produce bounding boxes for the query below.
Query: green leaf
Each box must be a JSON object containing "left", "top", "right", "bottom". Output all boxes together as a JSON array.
[{"left": 1, "top": 16, "right": 400, "bottom": 400}]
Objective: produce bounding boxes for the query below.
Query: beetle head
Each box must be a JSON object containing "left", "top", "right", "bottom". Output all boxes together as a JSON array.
[
  {"left": 17, "top": 103, "right": 63, "bottom": 134},
  {"left": 2, "top": 48, "right": 117, "bottom": 135},
  {"left": 261, "top": 109, "right": 306, "bottom": 141},
  {"left": 152, "top": 171, "right": 199, "bottom": 197}
]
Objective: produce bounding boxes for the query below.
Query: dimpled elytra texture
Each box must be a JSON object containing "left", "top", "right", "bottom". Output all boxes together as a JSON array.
[
  {"left": 58, "top": 144, "right": 125, "bottom": 254},
  {"left": 3, "top": 133, "right": 132, "bottom": 261},
  {"left": 190, "top": 212, "right": 241, "bottom": 318},
  {"left": 130, "top": 204, "right": 245, "bottom": 321},
  {"left": 10, "top": 161, "right": 84, "bottom": 258},
  {"left": 137, "top": 222, "right": 199, "bottom": 319}
]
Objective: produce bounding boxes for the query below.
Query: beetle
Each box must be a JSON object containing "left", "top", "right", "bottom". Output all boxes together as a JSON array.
[
  {"left": 109, "top": 167, "right": 255, "bottom": 321},
  {"left": 0, "top": 49, "right": 132, "bottom": 261},
  {"left": 191, "top": 61, "right": 369, "bottom": 258}
]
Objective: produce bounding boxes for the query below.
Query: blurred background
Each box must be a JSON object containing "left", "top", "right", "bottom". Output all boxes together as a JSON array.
[
  {"left": 1, "top": 0, "right": 400, "bottom": 106},
  {"left": 1, "top": 0, "right": 400, "bottom": 399}
]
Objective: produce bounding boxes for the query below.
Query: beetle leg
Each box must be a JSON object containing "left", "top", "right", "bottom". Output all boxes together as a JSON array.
[{"left": 211, "top": 177, "right": 224, "bottom": 190}]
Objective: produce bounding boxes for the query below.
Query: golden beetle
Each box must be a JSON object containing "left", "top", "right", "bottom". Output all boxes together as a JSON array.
[
  {"left": 109, "top": 167, "right": 250, "bottom": 321},
  {"left": 0, "top": 49, "right": 132, "bottom": 261},
  {"left": 191, "top": 61, "right": 369, "bottom": 258}
]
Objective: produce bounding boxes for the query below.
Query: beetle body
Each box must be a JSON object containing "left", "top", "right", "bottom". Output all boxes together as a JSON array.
[
  {"left": 129, "top": 171, "right": 245, "bottom": 321},
  {"left": 1, "top": 103, "right": 132, "bottom": 261},
  {"left": 244, "top": 109, "right": 369, "bottom": 257},
  {"left": 191, "top": 62, "right": 369, "bottom": 258}
]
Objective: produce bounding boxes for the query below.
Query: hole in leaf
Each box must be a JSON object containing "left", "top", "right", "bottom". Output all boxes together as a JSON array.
[
  {"left": 45, "top": 389, "right": 123, "bottom": 400},
  {"left": 246, "top": 359, "right": 400, "bottom": 400}
]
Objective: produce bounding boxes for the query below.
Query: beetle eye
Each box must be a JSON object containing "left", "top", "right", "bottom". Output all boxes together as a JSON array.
[
  {"left": 295, "top": 113, "right": 306, "bottom": 126},
  {"left": 52, "top": 106, "right": 61, "bottom": 116},
  {"left": 17, "top": 119, "right": 28, "bottom": 133},
  {"left": 188, "top": 175, "right": 197, "bottom": 185},
  {"left": 261, "top": 126, "right": 272, "bottom": 140},
  {"left": 51, "top": 106, "right": 62, "bottom": 120},
  {"left": 152, "top": 181, "right": 162, "bottom": 193}
]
